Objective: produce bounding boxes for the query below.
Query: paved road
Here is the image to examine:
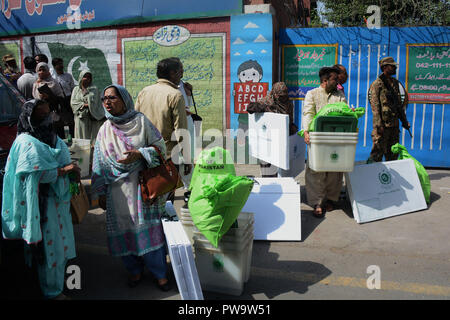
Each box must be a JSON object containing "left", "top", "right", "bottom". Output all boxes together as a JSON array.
[{"left": 1, "top": 165, "right": 449, "bottom": 301}]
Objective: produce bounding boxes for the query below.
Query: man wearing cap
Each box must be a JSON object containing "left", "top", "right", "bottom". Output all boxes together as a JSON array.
[
  {"left": 368, "top": 56, "right": 409, "bottom": 162},
  {"left": 2, "top": 54, "right": 22, "bottom": 87}
]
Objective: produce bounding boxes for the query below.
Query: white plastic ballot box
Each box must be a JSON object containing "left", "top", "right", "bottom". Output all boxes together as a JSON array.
[
  {"left": 248, "top": 113, "right": 290, "bottom": 170},
  {"left": 69, "top": 138, "right": 91, "bottom": 178},
  {"left": 241, "top": 177, "right": 301, "bottom": 241},
  {"left": 278, "top": 133, "right": 306, "bottom": 177},
  {"left": 345, "top": 159, "right": 427, "bottom": 224},
  {"left": 162, "top": 219, "right": 204, "bottom": 300}
]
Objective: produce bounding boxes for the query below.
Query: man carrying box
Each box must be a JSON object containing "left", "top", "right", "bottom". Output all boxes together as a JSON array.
[{"left": 302, "top": 66, "right": 347, "bottom": 218}]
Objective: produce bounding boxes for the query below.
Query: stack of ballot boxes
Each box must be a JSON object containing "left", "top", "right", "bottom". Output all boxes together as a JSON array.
[{"left": 192, "top": 212, "right": 254, "bottom": 296}]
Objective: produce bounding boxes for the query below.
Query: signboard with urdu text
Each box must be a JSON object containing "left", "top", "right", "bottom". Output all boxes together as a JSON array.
[
  {"left": 405, "top": 44, "right": 450, "bottom": 104},
  {"left": 282, "top": 44, "right": 338, "bottom": 100}
]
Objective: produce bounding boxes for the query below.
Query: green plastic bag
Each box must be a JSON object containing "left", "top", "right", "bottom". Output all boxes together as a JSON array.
[
  {"left": 189, "top": 146, "right": 236, "bottom": 191},
  {"left": 391, "top": 143, "right": 430, "bottom": 204},
  {"left": 188, "top": 174, "right": 254, "bottom": 247},
  {"left": 298, "top": 102, "right": 365, "bottom": 137}
]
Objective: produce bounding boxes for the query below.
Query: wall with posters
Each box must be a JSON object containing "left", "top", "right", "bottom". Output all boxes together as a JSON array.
[
  {"left": 121, "top": 25, "right": 226, "bottom": 133},
  {"left": 1, "top": 17, "right": 231, "bottom": 137},
  {"left": 1, "top": 9, "right": 280, "bottom": 164},
  {"left": 280, "top": 26, "right": 450, "bottom": 168}
]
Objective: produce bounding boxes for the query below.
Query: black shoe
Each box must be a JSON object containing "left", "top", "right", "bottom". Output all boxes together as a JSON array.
[
  {"left": 127, "top": 273, "right": 144, "bottom": 288},
  {"left": 157, "top": 279, "right": 171, "bottom": 292}
]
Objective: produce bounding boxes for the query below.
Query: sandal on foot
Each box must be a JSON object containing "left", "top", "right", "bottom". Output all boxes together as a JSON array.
[
  {"left": 156, "top": 278, "right": 171, "bottom": 292},
  {"left": 312, "top": 204, "right": 325, "bottom": 218},
  {"left": 128, "top": 273, "right": 144, "bottom": 288}
]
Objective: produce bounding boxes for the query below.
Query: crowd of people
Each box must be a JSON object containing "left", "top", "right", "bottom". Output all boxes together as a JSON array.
[
  {"left": 2, "top": 53, "right": 106, "bottom": 143},
  {"left": 2, "top": 55, "right": 195, "bottom": 299},
  {"left": 1, "top": 51, "right": 408, "bottom": 299}
]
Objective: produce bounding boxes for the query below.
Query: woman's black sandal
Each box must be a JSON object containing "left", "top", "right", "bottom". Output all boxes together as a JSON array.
[
  {"left": 312, "top": 204, "right": 325, "bottom": 218},
  {"left": 128, "top": 273, "right": 144, "bottom": 288},
  {"left": 156, "top": 279, "right": 171, "bottom": 292}
]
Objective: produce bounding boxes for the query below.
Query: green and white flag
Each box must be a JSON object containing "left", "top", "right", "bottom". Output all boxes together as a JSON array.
[{"left": 47, "top": 42, "right": 112, "bottom": 92}]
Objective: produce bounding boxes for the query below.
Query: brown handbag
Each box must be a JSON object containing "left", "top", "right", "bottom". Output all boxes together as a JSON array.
[
  {"left": 70, "top": 182, "right": 90, "bottom": 224},
  {"left": 138, "top": 146, "right": 183, "bottom": 204}
]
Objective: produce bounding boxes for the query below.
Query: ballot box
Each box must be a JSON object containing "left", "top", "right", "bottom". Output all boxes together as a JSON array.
[
  {"left": 278, "top": 133, "right": 306, "bottom": 177},
  {"left": 162, "top": 219, "right": 204, "bottom": 300},
  {"left": 241, "top": 177, "right": 301, "bottom": 241},
  {"left": 248, "top": 113, "right": 290, "bottom": 170},
  {"left": 345, "top": 159, "right": 427, "bottom": 224}
]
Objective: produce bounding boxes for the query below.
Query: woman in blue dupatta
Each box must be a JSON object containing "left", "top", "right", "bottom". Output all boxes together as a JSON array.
[
  {"left": 92, "top": 85, "right": 171, "bottom": 291},
  {"left": 1, "top": 99, "right": 80, "bottom": 300}
]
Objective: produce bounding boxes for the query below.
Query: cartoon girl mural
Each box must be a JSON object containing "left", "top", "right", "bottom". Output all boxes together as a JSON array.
[{"left": 235, "top": 59, "right": 265, "bottom": 132}]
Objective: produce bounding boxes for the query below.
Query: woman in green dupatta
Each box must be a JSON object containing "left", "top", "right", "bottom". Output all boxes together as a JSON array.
[
  {"left": 70, "top": 70, "right": 104, "bottom": 145},
  {"left": 1, "top": 99, "right": 81, "bottom": 299}
]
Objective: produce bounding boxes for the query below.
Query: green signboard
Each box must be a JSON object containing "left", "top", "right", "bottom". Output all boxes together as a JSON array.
[
  {"left": 406, "top": 44, "right": 450, "bottom": 104},
  {"left": 123, "top": 35, "right": 224, "bottom": 132},
  {"left": 282, "top": 44, "right": 338, "bottom": 100}
]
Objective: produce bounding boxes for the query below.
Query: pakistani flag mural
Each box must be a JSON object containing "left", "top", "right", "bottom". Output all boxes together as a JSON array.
[
  {"left": 23, "top": 30, "right": 120, "bottom": 92},
  {"left": 46, "top": 43, "right": 112, "bottom": 91}
]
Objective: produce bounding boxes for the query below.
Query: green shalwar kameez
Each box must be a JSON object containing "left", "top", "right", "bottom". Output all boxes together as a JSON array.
[
  {"left": 1, "top": 134, "right": 76, "bottom": 298},
  {"left": 70, "top": 70, "right": 103, "bottom": 145}
]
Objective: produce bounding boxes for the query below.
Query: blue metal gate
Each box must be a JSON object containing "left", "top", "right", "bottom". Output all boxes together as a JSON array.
[{"left": 279, "top": 26, "right": 449, "bottom": 167}]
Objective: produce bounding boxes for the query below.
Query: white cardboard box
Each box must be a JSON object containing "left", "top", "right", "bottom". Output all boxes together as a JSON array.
[
  {"left": 248, "top": 113, "right": 290, "bottom": 170},
  {"left": 162, "top": 220, "right": 204, "bottom": 300},
  {"left": 345, "top": 159, "right": 427, "bottom": 224},
  {"left": 242, "top": 177, "right": 301, "bottom": 240}
]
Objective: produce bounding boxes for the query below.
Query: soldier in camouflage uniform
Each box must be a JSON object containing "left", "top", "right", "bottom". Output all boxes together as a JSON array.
[
  {"left": 2, "top": 54, "right": 21, "bottom": 87},
  {"left": 368, "top": 57, "right": 410, "bottom": 162}
]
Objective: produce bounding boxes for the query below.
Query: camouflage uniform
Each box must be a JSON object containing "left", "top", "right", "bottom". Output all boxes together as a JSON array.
[
  {"left": 369, "top": 67, "right": 408, "bottom": 162},
  {"left": 2, "top": 54, "right": 21, "bottom": 87}
]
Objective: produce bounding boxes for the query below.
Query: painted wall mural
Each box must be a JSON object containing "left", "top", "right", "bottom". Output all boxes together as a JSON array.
[
  {"left": 122, "top": 30, "right": 226, "bottom": 133},
  {"left": 1, "top": 18, "right": 231, "bottom": 136},
  {"left": 230, "top": 13, "right": 273, "bottom": 133},
  {"left": 22, "top": 30, "right": 120, "bottom": 91}
]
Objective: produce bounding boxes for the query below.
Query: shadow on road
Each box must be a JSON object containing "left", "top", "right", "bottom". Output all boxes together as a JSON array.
[{"left": 203, "top": 241, "right": 331, "bottom": 300}]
